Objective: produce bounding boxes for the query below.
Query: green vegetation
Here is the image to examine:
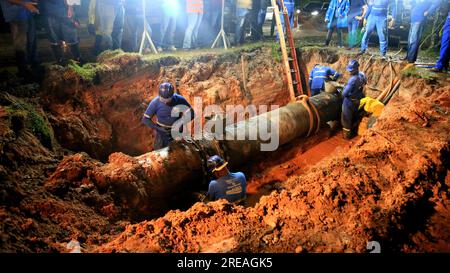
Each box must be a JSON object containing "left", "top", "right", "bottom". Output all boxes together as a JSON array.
[
  {"left": 401, "top": 66, "right": 437, "bottom": 81},
  {"left": 5, "top": 101, "right": 54, "bottom": 149},
  {"left": 68, "top": 61, "right": 98, "bottom": 82},
  {"left": 270, "top": 42, "right": 282, "bottom": 62}
]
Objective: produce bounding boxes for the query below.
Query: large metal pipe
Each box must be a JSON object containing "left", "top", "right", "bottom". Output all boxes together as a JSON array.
[{"left": 92, "top": 92, "right": 342, "bottom": 218}]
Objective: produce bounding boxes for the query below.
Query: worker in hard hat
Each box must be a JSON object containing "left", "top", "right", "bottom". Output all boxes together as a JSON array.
[
  {"left": 341, "top": 60, "right": 367, "bottom": 139},
  {"left": 309, "top": 64, "right": 341, "bottom": 96},
  {"left": 141, "top": 82, "right": 195, "bottom": 150},
  {"left": 205, "top": 155, "right": 247, "bottom": 204}
]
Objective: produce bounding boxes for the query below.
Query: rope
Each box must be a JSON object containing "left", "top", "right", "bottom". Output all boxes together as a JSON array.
[{"left": 296, "top": 95, "right": 321, "bottom": 137}]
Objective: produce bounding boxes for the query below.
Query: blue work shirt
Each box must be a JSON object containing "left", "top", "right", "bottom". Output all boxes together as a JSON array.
[
  {"left": 207, "top": 172, "right": 247, "bottom": 203},
  {"left": 366, "top": 0, "right": 396, "bottom": 18},
  {"left": 0, "top": 0, "right": 31, "bottom": 22},
  {"left": 143, "top": 93, "right": 193, "bottom": 129},
  {"left": 410, "top": 0, "right": 440, "bottom": 23},
  {"left": 348, "top": 0, "right": 365, "bottom": 19},
  {"left": 342, "top": 72, "right": 367, "bottom": 101},
  {"left": 309, "top": 65, "right": 341, "bottom": 91}
]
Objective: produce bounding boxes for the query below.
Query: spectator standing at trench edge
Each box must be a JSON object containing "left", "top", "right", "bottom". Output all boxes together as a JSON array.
[
  {"left": 405, "top": 0, "right": 440, "bottom": 63},
  {"left": 42, "top": 0, "right": 82, "bottom": 64},
  {"left": 250, "top": 0, "right": 268, "bottom": 41},
  {"left": 235, "top": 0, "right": 253, "bottom": 45},
  {"left": 121, "top": 0, "right": 149, "bottom": 52},
  {"left": 431, "top": 11, "right": 450, "bottom": 72},
  {"left": 183, "top": 0, "right": 204, "bottom": 49},
  {"left": 325, "top": 0, "right": 350, "bottom": 47},
  {"left": 275, "top": 0, "right": 294, "bottom": 41},
  {"left": 347, "top": 0, "right": 365, "bottom": 49},
  {"left": 158, "top": 0, "right": 180, "bottom": 52},
  {"left": 358, "top": 0, "right": 397, "bottom": 58},
  {"left": 0, "top": 0, "right": 38, "bottom": 79},
  {"left": 89, "top": 0, "right": 124, "bottom": 55}
]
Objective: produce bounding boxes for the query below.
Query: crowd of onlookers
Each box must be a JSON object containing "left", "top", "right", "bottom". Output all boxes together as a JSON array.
[
  {"left": 1, "top": 0, "right": 449, "bottom": 82},
  {"left": 0, "top": 0, "right": 282, "bottom": 80}
]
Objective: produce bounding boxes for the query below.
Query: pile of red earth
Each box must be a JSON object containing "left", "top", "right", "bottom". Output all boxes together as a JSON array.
[
  {"left": 1, "top": 47, "right": 449, "bottom": 252},
  {"left": 97, "top": 86, "right": 449, "bottom": 253}
]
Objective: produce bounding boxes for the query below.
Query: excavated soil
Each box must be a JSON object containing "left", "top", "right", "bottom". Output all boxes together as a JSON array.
[{"left": 0, "top": 45, "right": 449, "bottom": 252}]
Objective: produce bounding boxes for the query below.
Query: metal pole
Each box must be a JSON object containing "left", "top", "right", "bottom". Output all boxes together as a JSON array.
[
  {"left": 211, "top": 0, "right": 229, "bottom": 49},
  {"left": 139, "top": 0, "right": 158, "bottom": 54}
]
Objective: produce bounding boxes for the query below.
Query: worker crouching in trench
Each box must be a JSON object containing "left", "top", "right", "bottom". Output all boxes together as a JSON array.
[{"left": 202, "top": 155, "right": 247, "bottom": 205}]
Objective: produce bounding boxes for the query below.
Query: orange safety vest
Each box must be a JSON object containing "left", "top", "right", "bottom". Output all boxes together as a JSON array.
[{"left": 186, "top": 0, "right": 204, "bottom": 13}]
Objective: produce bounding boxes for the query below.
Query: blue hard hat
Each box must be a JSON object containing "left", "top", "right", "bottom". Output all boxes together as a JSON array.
[
  {"left": 207, "top": 155, "right": 228, "bottom": 173},
  {"left": 346, "top": 60, "right": 360, "bottom": 72},
  {"left": 159, "top": 82, "right": 175, "bottom": 99}
]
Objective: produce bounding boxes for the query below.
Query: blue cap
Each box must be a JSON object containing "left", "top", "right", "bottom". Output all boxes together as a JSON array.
[
  {"left": 346, "top": 60, "right": 360, "bottom": 72},
  {"left": 159, "top": 82, "right": 175, "bottom": 99}
]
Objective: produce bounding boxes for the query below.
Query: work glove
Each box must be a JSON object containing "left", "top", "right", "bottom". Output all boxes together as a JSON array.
[{"left": 388, "top": 16, "right": 395, "bottom": 29}]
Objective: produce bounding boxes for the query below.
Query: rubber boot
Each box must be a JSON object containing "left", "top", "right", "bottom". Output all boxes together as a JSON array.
[
  {"left": 51, "top": 44, "right": 65, "bottom": 65},
  {"left": 343, "top": 128, "right": 353, "bottom": 140},
  {"left": 70, "top": 43, "right": 82, "bottom": 64},
  {"left": 15, "top": 50, "right": 29, "bottom": 78}
]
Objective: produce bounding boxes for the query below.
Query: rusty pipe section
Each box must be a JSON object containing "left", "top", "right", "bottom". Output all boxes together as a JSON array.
[
  {"left": 223, "top": 92, "right": 342, "bottom": 166},
  {"left": 92, "top": 92, "right": 342, "bottom": 217}
]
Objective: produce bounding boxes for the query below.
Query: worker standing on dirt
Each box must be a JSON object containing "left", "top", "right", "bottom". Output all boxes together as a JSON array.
[
  {"left": 347, "top": 0, "right": 365, "bottom": 49},
  {"left": 206, "top": 155, "right": 247, "bottom": 203},
  {"left": 141, "top": 82, "right": 195, "bottom": 150},
  {"left": 183, "top": 0, "right": 204, "bottom": 49},
  {"left": 0, "top": 0, "right": 39, "bottom": 80},
  {"left": 275, "top": 0, "right": 295, "bottom": 41},
  {"left": 157, "top": 0, "right": 180, "bottom": 52},
  {"left": 405, "top": 0, "right": 440, "bottom": 64},
  {"left": 235, "top": 0, "right": 253, "bottom": 45},
  {"left": 42, "top": 0, "right": 82, "bottom": 65},
  {"left": 431, "top": 11, "right": 450, "bottom": 72},
  {"left": 309, "top": 64, "right": 341, "bottom": 96},
  {"left": 341, "top": 60, "right": 367, "bottom": 139},
  {"left": 358, "top": 0, "right": 396, "bottom": 58},
  {"left": 324, "top": 0, "right": 350, "bottom": 48},
  {"left": 89, "top": 0, "right": 124, "bottom": 55}
]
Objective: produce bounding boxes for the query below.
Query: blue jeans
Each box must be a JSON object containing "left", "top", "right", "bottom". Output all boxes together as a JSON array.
[
  {"left": 183, "top": 12, "right": 203, "bottom": 49},
  {"left": 341, "top": 98, "right": 360, "bottom": 130},
  {"left": 406, "top": 21, "right": 424, "bottom": 63},
  {"left": 348, "top": 17, "right": 359, "bottom": 48},
  {"left": 154, "top": 131, "right": 173, "bottom": 150},
  {"left": 46, "top": 15, "right": 79, "bottom": 45},
  {"left": 159, "top": 13, "right": 177, "bottom": 48},
  {"left": 436, "top": 16, "right": 450, "bottom": 70},
  {"left": 276, "top": 2, "right": 294, "bottom": 40},
  {"left": 235, "top": 8, "right": 250, "bottom": 45},
  {"left": 361, "top": 14, "right": 388, "bottom": 55},
  {"left": 112, "top": 4, "right": 124, "bottom": 50}
]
